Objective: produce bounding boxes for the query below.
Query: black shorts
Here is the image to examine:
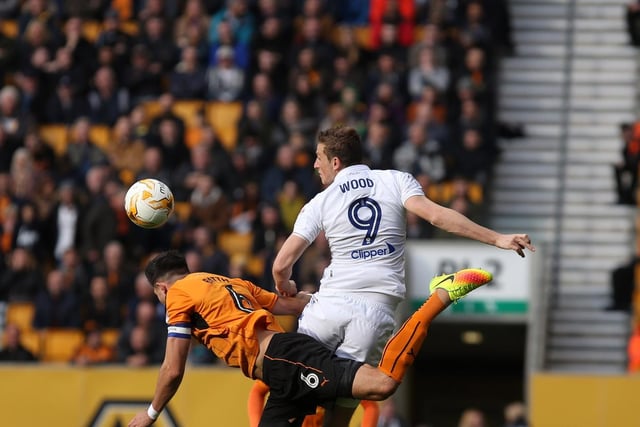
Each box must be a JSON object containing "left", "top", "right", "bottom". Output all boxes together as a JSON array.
[{"left": 259, "top": 332, "right": 363, "bottom": 427}]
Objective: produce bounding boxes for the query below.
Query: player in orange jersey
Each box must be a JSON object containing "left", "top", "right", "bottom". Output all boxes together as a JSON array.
[{"left": 127, "top": 251, "right": 493, "bottom": 427}]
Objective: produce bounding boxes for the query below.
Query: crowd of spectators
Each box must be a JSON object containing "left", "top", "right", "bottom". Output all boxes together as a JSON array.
[{"left": 0, "top": 0, "right": 511, "bottom": 365}]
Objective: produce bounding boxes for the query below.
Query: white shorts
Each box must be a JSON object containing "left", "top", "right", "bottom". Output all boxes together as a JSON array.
[{"left": 297, "top": 293, "right": 397, "bottom": 365}]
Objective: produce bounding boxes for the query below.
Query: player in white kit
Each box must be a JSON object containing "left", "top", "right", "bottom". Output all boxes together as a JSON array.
[{"left": 253, "top": 126, "right": 535, "bottom": 427}]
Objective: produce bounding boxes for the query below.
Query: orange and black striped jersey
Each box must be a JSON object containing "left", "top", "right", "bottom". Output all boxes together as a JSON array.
[{"left": 166, "top": 272, "right": 284, "bottom": 378}]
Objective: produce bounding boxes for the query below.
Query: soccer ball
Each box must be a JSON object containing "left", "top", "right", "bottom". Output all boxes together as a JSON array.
[{"left": 124, "top": 178, "right": 174, "bottom": 229}]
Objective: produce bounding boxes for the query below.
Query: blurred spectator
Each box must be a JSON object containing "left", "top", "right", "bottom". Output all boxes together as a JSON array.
[
  {"left": 137, "top": 15, "right": 179, "bottom": 73},
  {"left": 189, "top": 174, "right": 231, "bottom": 232},
  {"left": 135, "top": 146, "right": 174, "bottom": 189},
  {"left": 230, "top": 179, "right": 261, "bottom": 234},
  {"left": 206, "top": 45, "right": 245, "bottom": 101},
  {"left": 0, "top": 247, "right": 43, "bottom": 302},
  {"left": 71, "top": 328, "right": 115, "bottom": 365},
  {"left": 95, "top": 9, "right": 133, "bottom": 72},
  {"left": 277, "top": 180, "right": 305, "bottom": 233},
  {"left": 190, "top": 225, "right": 229, "bottom": 276},
  {"left": 147, "top": 116, "right": 189, "bottom": 171},
  {"left": 237, "top": 99, "right": 274, "bottom": 149},
  {"left": 147, "top": 92, "right": 186, "bottom": 143},
  {"left": 408, "top": 46, "right": 450, "bottom": 98},
  {"left": 606, "top": 257, "right": 637, "bottom": 312},
  {"left": 251, "top": 202, "right": 286, "bottom": 290},
  {"left": 125, "top": 271, "right": 162, "bottom": 323},
  {"left": 503, "top": 401, "right": 528, "bottom": 427},
  {"left": 174, "top": 0, "right": 210, "bottom": 50},
  {"left": 61, "top": 16, "right": 95, "bottom": 75},
  {"left": 0, "top": 128, "right": 18, "bottom": 173},
  {"left": 370, "top": 0, "right": 415, "bottom": 48},
  {"left": 124, "top": 44, "right": 164, "bottom": 104},
  {"left": 14, "top": 201, "right": 46, "bottom": 259},
  {"left": 0, "top": 85, "right": 30, "bottom": 144},
  {"left": 296, "top": 231, "right": 329, "bottom": 286},
  {"left": 613, "top": 122, "right": 640, "bottom": 205},
  {"left": 104, "top": 115, "right": 145, "bottom": 180},
  {"left": 363, "top": 121, "right": 394, "bottom": 169},
  {"left": 458, "top": 408, "right": 487, "bottom": 427},
  {"left": 377, "top": 398, "right": 409, "bottom": 427},
  {"left": 44, "top": 181, "right": 81, "bottom": 263},
  {"left": 170, "top": 45, "right": 207, "bottom": 99},
  {"left": 208, "top": 0, "right": 254, "bottom": 47},
  {"left": 19, "top": 0, "right": 59, "bottom": 34},
  {"left": 174, "top": 143, "right": 224, "bottom": 201},
  {"left": 0, "top": 0, "right": 20, "bottom": 19},
  {"left": 451, "top": 128, "right": 492, "bottom": 185},
  {"left": 0, "top": 323, "right": 36, "bottom": 362},
  {"left": 87, "top": 66, "right": 130, "bottom": 125},
  {"left": 57, "top": 246, "right": 89, "bottom": 296},
  {"left": 393, "top": 122, "right": 447, "bottom": 182},
  {"left": 293, "top": 16, "right": 334, "bottom": 68},
  {"left": 33, "top": 268, "right": 81, "bottom": 329},
  {"left": 81, "top": 275, "right": 122, "bottom": 330},
  {"left": 43, "top": 75, "right": 88, "bottom": 124},
  {"left": 10, "top": 147, "right": 38, "bottom": 202},
  {"left": 116, "top": 300, "right": 166, "bottom": 366},
  {"left": 271, "top": 98, "right": 317, "bottom": 147},
  {"left": 628, "top": 0, "right": 640, "bottom": 46},
  {"left": 260, "top": 143, "right": 316, "bottom": 204},
  {"left": 63, "top": 117, "right": 108, "bottom": 184},
  {"left": 93, "top": 240, "right": 137, "bottom": 305},
  {"left": 79, "top": 166, "right": 117, "bottom": 264}
]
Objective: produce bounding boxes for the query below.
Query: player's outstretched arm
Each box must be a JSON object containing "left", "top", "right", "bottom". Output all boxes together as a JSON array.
[
  {"left": 272, "top": 291, "right": 312, "bottom": 315},
  {"left": 404, "top": 195, "right": 535, "bottom": 257},
  {"left": 272, "top": 234, "right": 310, "bottom": 296},
  {"left": 128, "top": 337, "right": 191, "bottom": 427}
]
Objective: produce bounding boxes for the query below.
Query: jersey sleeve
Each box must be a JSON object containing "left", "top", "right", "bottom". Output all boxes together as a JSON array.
[
  {"left": 395, "top": 171, "right": 425, "bottom": 203},
  {"left": 166, "top": 287, "right": 194, "bottom": 339},
  {"left": 291, "top": 198, "right": 322, "bottom": 244},
  {"left": 244, "top": 279, "right": 279, "bottom": 311}
]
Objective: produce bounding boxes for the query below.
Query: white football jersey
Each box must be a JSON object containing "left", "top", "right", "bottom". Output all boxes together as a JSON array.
[{"left": 292, "top": 164, "right": 424, "bottom": 301}]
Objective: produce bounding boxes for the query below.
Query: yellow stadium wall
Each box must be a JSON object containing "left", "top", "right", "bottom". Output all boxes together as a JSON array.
[
  {"left": 531, "top": 373, "right": 640, "bottom": 427},
  {"left": 0, "top": 365, "right": 364, "bottom": 426}
]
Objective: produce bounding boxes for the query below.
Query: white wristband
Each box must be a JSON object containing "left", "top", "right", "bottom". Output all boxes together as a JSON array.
[{"left": 147, "top": 404, "right": 160, "bottom": 420}]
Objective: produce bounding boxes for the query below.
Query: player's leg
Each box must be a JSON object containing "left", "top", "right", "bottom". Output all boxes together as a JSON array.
[
  {"left": 248, "top": 380, "right": 270, "bottom": 427},
  {"left": 323, "top": 296, "right": 395, "bottom": 427},
  {"left": 378, "top": 268, "right": 492, "bottom": 382}
]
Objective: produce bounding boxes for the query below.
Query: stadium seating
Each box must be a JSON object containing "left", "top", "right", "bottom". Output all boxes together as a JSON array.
[
  {"left": 100, "top": 328, "right": 121, "bottom": 348},
  {"left": 204, "top": 101, "right": 243, "bottom": 151},
  {"left": 21, "top": 329, "right": 42, "bottom": 358},
  {"left": 82, "top": 20, "right": 102, "bottom": 42},
  {"left": 217, "top": 231, "right": 253, "bottom": 258},
  {"left": 5, "top": 302, "right": 35, "bottom": 333},
  {"left": 89, "top": 125, "right": 112, "bottom": 151},
  {"left": 173, "top": 202, "right": 192, "bottom": 222},
  {"left": 38, "top": 125, "right": 69, "bottom": 156},
  {"left": 0, "top": 20, "right": 18, "bottom": 38},
  {"left": 40, "top": 328, "right": 85, "bottom": 363},
  {"left": 172, "top": 100, "right": 205, "bottom": 128}
]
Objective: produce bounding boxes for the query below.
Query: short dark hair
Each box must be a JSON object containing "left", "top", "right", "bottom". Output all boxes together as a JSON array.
[
  {"left": 317, "top": 125, "right": 362, "bottom": 167},
  {"left": 145, "top": 250, "right": 190, "bottom": 285}
]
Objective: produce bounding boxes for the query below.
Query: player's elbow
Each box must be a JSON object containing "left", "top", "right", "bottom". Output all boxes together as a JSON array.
[
  {"left": 366, "top": 376, "right": 399, "bottom": 401},
  {"left": 162, "top": 363, "right": 185, "bottom": 386}
]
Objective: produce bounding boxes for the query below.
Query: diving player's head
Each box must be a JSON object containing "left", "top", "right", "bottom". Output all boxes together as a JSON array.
[{"left": 145, "top": 251, "right": 190, "bottom": 303}]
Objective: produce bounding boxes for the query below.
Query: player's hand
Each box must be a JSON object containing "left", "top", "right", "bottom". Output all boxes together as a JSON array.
[
  {"left": 497, "top": 234, "right": 535, "bottom": 258},
  {"left": 128, "top": 411, "right": 155, "bottom": 426},
  {"left": 276, "top": 280, "right": 298, "bottom": 297}
]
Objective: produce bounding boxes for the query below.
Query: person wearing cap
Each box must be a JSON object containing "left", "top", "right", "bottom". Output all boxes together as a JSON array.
[{"left": 206, "top": 45, "right": 244, "bottom": 102}]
